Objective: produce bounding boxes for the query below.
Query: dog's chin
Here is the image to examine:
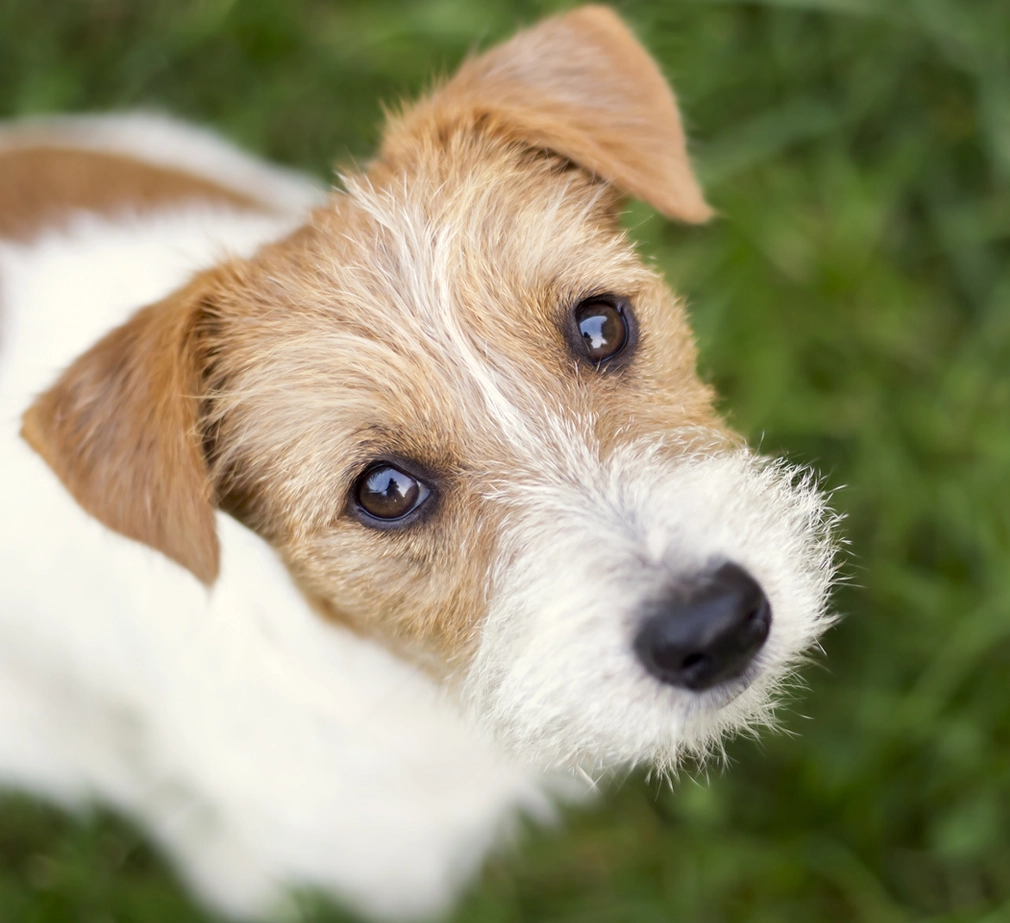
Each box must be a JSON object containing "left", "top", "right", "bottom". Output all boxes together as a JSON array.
[{"left": 465, "top": 648, "right": 790, "bottom": 774}]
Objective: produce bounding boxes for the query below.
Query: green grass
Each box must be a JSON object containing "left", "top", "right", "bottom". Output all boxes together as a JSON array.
[{"left": 2, "top": 0, "right": 1009, "bottom": 920}]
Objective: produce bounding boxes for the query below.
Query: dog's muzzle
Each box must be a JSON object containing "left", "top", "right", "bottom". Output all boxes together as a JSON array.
[{"left": 633, "top": 562, "right": 771, "bottom": 691}]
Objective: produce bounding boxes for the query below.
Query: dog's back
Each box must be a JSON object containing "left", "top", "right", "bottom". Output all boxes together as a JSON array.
[{"left": 0, "top": 113, "right": 322, "bottom": 239}]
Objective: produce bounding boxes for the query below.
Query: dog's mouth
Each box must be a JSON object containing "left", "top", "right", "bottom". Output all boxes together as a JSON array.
[{"left": 689, "top": 661, "right": 766, "bottom": 710}]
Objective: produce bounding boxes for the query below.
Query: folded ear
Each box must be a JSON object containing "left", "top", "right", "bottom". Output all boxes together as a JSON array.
[
  {"left": 383, "top": 4, "right": 712, "bottom": 223},
  {"left": 21, "top": 270, "right": 223, "bottom": 585}
]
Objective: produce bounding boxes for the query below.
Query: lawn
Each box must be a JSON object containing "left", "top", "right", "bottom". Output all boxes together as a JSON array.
[{"left": 1, "top": 0, "right": 1008, "bottom": 920}]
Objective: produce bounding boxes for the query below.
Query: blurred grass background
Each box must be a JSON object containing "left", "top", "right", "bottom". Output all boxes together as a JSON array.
[{"left": 1, "top": 0, "right": 1009, "bottom": 920}]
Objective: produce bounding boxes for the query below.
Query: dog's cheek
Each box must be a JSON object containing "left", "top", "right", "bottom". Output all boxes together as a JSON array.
[{"left": 281, "top": 518, "right": 498, "bottom": 670}]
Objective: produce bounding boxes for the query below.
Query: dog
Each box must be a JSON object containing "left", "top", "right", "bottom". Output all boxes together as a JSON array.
[{"left": 0, "top": 6, "right": 837, "bottom": 920}]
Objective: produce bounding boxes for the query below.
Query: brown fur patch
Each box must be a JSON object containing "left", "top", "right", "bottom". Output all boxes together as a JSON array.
[{"left": 0, "top": 145, "right": 260, "bottom": 242}]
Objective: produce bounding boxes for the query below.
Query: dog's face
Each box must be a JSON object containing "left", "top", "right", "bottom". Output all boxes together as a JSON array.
[{"left": 23, "top": 7, "right": 836, "bottom": 771}]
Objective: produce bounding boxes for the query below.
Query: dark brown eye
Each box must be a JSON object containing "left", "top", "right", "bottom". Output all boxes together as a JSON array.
[
  {"left": 575, "top": 299, "right": 628, "bottom": 363},
  {"left": 355, "top": 464, "right": 430, "bottom": 521}
]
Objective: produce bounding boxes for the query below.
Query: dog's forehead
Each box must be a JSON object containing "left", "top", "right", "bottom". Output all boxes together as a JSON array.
[
  {"left": 290, "top": 157, "right": 672, "bottom": 412},
  {"left": 331, "top": 149, "right": 643, "bottom": 346},
  {"left": 223, "top": 138, "right": 719, "bottom": 519}
]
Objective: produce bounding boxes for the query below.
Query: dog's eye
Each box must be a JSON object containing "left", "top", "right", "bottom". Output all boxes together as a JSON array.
[
  {"left": 575, "top": 298, "right": 628, "bottom": 364},
  {"left": 355, "top": 464, "right": 431, "bottom": 522}
]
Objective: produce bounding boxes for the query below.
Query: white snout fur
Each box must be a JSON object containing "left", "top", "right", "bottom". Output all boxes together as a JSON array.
[{"left": 468, "top": 443, "right": 838, "bottom": 773}]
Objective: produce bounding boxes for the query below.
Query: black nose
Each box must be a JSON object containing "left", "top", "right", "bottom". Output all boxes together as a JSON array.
[{"left": 634, "top": 563, "right": 771, "bottom": 691}]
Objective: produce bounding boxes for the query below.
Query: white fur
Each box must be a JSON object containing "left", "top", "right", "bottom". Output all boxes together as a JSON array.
[
  {"left": 0, "top": 197, "right": 552, "bottom": 920},
  {"left": 467, "top": 437, "right": 836, "bottom": 772}
]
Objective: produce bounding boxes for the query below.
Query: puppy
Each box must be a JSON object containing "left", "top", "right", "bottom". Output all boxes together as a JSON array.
[{"left": 0, "top": 6, "right": 837, "bottom": 921}]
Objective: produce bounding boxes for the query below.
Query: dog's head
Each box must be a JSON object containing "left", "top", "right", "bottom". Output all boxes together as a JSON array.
[{"left": 23, "top": 6, "right": 836, "bottom": 771}]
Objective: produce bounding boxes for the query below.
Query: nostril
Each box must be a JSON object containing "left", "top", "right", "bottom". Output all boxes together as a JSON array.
[
  {"left": 681, "top": 652, "right": 707, "bottom": 671},
  {"left": 634, "top": 563, "right": 772, "bottom": 692}
]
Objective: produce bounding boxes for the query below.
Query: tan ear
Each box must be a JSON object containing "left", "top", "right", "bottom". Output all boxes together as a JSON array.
[
  {"left": 384, "top": 5, "right": 712, "bottom": 223},
  {"left": 21, "top": 271, "right": 221, "bottom": 585}
]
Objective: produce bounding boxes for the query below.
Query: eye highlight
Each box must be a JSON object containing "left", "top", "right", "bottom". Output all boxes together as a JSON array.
[
  {"left": 575, "top": 298, "right": 629, "bottom": 364},
  {"left": 354, "top": 463, "right": 431, "bottom": 523}
]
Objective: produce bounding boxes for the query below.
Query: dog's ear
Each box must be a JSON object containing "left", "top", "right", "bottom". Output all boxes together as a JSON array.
[
  {"left": 21, "top": 269, "right": 225, "bottom": 585},
  {"left": 384, "top": 5, "right": 711, "bottom": 223}
]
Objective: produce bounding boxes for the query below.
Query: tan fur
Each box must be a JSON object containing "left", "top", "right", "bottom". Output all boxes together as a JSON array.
[
  {"left": 0, "top": 145, "right": 260, "bottom": 243},
  {"left": 21, "top": 7, "right": 726, "bottom": 669}
]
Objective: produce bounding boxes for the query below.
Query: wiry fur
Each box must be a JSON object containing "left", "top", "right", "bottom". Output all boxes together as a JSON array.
[
  {"left": 0, "top": 6, "right": 839, "bottom": 921},
  {"left": 469, "top": 447, "right": 837, "bottom": 773}
]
